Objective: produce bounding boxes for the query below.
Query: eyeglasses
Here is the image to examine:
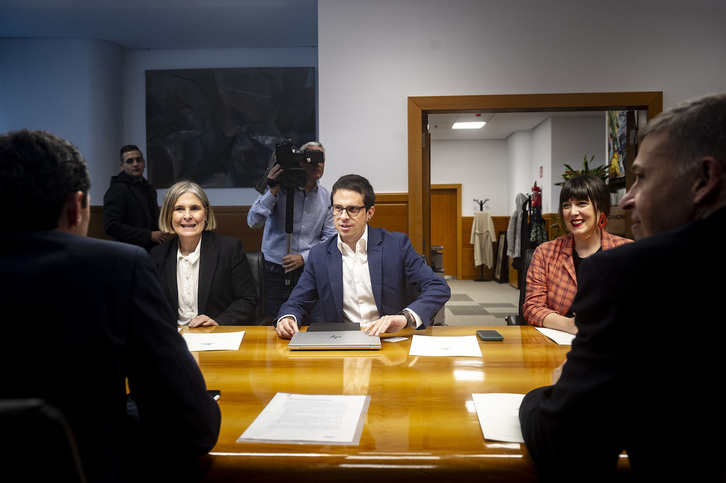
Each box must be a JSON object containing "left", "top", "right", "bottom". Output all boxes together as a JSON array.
[{"left": 330, "top": 205, "right": 366, "bottom": 217}]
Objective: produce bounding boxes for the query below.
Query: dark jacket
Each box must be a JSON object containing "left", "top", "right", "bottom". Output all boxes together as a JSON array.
[
  {"left": 1, "top": 231, "right": 221, "bottom": 482},
  {"left": 102, "top": 171, "right": 160, "bottom": 250},
  {"left": 150, "top": 231, "right": 260, "bottom": 325},
  {"left": 519, "top": 207, "right": 726, "bottom": 482}
]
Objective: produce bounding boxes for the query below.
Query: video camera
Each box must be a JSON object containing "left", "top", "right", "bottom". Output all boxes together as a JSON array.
[{"left": 255, "top": 139, "right": 325, "bottom": 194}]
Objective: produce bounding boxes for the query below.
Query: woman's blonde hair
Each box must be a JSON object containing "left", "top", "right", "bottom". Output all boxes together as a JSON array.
[{"left": 158, "top": 180, "right": 217, "bottom": 234}]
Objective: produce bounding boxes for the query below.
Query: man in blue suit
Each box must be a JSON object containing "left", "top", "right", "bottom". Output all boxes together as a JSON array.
[{"left": 275, "top": 174, "right": 450, "bottom": 339}]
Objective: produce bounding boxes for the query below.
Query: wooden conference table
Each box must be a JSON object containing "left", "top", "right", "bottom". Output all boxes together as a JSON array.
[{"left": 186, "top": 325, "right": 625, "bottom": 481}]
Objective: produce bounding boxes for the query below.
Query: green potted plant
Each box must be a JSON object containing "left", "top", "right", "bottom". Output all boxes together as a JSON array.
[{"left": 555, "top": 154, "right": 608, "bottom": 186}]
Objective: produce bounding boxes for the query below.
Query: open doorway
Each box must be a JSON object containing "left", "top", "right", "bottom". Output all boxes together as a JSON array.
[{"left": 407, "top": 92, "right": 663, "bottom": 257}]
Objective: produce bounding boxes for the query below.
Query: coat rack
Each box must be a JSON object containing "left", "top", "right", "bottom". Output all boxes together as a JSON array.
[{"left": 473, "top": 198, "right": 489, "bottom": 212}]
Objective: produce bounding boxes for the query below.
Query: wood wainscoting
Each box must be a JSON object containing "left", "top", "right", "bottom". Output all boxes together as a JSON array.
[
  {"left": 89, "top": 199, "right": 522, "bottom": 283},
  {"left": 88, "top": 192, "right": 411, "bottom": 253}
]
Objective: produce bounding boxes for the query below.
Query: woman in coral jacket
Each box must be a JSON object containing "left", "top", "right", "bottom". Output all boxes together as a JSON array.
[{"left": 523, "top": 174, "right": 632, "bottom": 334}]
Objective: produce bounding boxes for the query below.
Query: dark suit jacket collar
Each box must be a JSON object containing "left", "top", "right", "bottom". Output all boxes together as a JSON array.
[{"left": 197, "top": 232, "right": 219, "bottom": 313}]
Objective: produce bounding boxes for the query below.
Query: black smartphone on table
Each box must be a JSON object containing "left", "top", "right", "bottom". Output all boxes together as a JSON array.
[{"left": 476, "top": 330, "right": 503, "bottom": 341}]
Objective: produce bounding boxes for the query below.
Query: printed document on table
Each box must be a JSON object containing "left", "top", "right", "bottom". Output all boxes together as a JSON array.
[
  {"left": 472, "top": 393, "right": 525, "bottom": 443},
  {"left": 237, "top": 393, "right": 371, "bottom": 445},
  {"left": 409, "top": 335, "right": 483, "bottom": 357},
  {"left": 535, "top": 327, "right": 575, "bottom": 346},
  {"left": 182, "top": 331, "right": 245, "bottom": 351}
]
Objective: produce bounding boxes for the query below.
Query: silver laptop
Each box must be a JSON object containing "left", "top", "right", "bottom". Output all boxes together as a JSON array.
[{"left": 288, "top": 330, "right": 381, "bottom": 350}]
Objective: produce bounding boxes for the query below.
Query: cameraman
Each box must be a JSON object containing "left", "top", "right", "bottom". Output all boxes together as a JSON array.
[{"left": 248, "top": 141, "right": 336, "bottom": 320}]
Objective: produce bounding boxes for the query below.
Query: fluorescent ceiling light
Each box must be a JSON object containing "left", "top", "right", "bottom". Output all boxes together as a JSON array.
[{"left": 452, "top": 121, "right": 486, "bottom": 129}]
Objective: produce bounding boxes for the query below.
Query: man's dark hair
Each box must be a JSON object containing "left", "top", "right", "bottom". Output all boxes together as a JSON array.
[
  {"left": 0, "top": 129, "right": 90, "bottom": 232},
  {"left": 120, "top": 144, "right": 142, "bottom": 162},
  {"left": 331, "top": 174, "right": 376, "bottom": 208}
]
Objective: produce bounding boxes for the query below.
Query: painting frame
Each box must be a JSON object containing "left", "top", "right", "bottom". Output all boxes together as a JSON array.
[{"left": 145, "top": 66, "right": 317, "bottom": 189}]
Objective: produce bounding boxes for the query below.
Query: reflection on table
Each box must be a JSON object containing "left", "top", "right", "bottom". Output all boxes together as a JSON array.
[{"left": 186, "top": 325, "right": 627, "bottom": 481}]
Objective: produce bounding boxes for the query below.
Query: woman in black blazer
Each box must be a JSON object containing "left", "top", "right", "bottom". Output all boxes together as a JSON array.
[{"left": 151, "top": 181, "right": 259, "bottom": 327}]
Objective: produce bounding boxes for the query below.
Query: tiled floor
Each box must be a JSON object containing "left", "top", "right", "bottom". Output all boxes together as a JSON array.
[{"left": 443, "top": 279, "right": 520, "bottom": 326}]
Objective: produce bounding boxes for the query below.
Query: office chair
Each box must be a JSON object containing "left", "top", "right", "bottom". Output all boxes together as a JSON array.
[
  {"left": 405, "top": 274, "right": 447, "bottom": 326},
  {"left": 245, "top": 251, "right": 273, "bottom": 325},
  {"left": 505, "top": 248, "right": 534, "bottom": 326},
  {"left": 0, "top": 398, "right": 87, "bottom": 482}
]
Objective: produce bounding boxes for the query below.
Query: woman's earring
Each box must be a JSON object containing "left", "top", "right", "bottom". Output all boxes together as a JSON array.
[{"left": 598, "top": 214, "right": 607, "bottom": 229}]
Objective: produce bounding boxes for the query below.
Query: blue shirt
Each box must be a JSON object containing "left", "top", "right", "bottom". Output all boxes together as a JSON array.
[{"left": 247, "top": 181, "right": 336, "bottom": 265}]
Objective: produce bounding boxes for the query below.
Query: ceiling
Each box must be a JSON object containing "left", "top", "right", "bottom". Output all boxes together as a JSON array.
[
  {"left": 428, "top": 111, "right": 605, "bottom": 141},
  {"left": 0, "top": 0, "right": 318, "bottom": 50}
]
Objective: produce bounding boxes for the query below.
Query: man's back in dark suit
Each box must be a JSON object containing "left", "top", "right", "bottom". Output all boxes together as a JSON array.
[
  {"left": 0, "top": 129, "right": 220, "bottom": 482},
  {"left": 1, "top": 231, "right": 221, "bottom": 481},
  {"left": 519, "top": 93, "right": 726, "bottom": 481}
]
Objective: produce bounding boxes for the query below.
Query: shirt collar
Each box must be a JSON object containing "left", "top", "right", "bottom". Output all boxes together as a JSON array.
[
  {"left": 177, "top": 237, "right": 202, "bottom": 263},
  {"left": 337, "top": 225, "right": 369, "bottom": 256}
]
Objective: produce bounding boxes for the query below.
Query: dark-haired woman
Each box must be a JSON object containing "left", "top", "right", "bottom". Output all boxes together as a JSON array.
[{"left": 523, "top": 174, "right": 632, "bottom": 334}]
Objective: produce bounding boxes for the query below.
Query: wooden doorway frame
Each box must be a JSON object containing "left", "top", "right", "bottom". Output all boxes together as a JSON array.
[{"left": 407, "top": 91, "right": 663, "bottom": 255}]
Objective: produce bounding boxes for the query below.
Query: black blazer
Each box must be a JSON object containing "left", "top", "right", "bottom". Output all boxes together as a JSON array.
[
  {"left": 150, "top": 231, "right": 259, "bottom": 325},
  {"left": 519, "top": 207, "right": 726, "bottom": 481}
]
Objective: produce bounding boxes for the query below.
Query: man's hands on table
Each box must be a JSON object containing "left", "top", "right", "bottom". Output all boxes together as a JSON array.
[{"left": 275, "top": 314, "right": 408, "bottom": 339}]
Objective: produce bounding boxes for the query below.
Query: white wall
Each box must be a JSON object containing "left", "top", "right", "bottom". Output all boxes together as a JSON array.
[
  {"left": 431, "top": 139, "right": 509, "bottom": 216},
  {"left": 2, "top": 0, "right": 726, "bottom": 212},
  {"left": 550, "top": 116, "right": 607, "bottom": 210},
  {"left": 507, "top": 131, "right": 533, "bottom": 213},
  {"left": 0, "top": 38, "right": 123, "bottom": 200},
  {"left": 318, "top": 0, "right": 726, "bottom": 200}
]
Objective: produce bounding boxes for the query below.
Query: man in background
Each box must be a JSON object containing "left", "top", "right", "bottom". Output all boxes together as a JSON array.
[
  {"left": 0, "top": 130, "right": 220, "bottom": 481},
  {"left": 519, "top": 93, "right": 726, "bottom": 481},
  {"left": 248, "top": 141, "right": 336, "bottom": 319},
  {"left": 103, "top": 144, "right": 168, "bottom": 250}
]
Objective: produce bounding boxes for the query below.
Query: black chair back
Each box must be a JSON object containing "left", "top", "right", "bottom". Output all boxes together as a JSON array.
[
  {"left": 245, "top": 251, "right": 271, "bottom": 325},
  {"left": 0, "top": 399, "right": 87, "bottom": 482},
  {"left": 505, "top": 248, "right": 534, "bottom": 325}
]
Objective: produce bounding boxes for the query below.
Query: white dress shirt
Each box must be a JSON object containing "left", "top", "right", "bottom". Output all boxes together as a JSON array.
[
  {"left": 176, "top": 239, "right": 202, "bottom": 326},
  {"left": 337, "top": 227, "right": 423, "bottom": 329},
  {"left": 337, "top": 226, "right": 379, "bottom": 328}
]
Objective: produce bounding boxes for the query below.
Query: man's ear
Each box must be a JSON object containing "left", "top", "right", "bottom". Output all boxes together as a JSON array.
[
  {"left": 57, "top": 191, "right": 84, "bottom": 233},
  {"left": 693, "top": 157, "right": 723, "bottom": 206},
  {"left": 366, "top": 205, "right": 375, "bottom": 222}
]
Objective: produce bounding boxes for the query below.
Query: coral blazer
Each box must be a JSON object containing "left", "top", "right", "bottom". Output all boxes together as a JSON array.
[{"left": 523, "top": 230, "right": 631, "bottom": 326}]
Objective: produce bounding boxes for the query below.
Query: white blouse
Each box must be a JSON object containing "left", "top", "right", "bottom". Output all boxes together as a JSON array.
[{"left": 176, "top": 239, "right": 202, "bottom": 326}]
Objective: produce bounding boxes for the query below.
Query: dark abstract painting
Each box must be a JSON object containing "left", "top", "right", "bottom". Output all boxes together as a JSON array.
[{"left": 145, "top": 67, "right": 317, "bottom": 188}]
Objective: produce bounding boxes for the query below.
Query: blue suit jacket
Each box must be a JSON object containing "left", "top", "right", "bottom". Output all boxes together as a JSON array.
[{"left": 278, "top": 227, "right": 450, "bottom": 326}]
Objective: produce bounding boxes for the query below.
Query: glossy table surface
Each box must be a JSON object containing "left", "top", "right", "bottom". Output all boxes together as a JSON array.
[{"left": 187, "top": 325, "right": 589, "bottom": 481}]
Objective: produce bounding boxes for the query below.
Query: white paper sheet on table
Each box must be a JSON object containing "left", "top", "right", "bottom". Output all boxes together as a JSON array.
[
  {"left": 182, "top": 331, "right": 245, "bottom": 351},
  {"left": 409, "top": 335, "right": 482, "bottom": 357},
  {"left": 535, "top": 327, "right": 575, "bottom": 346},
  {"left": 237, "top": 393, "right": 370, "bottom": 445},
  {"left": 472, "top": 393, "right": 525, "bottom": 443}
]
